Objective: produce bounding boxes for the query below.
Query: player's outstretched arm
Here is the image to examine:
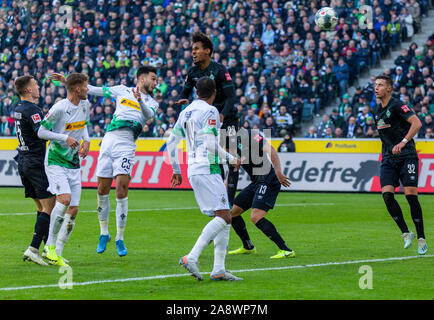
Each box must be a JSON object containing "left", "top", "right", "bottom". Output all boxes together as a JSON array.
[
  {"left": 263, "top": 142, "right": 291, "bottom": 187},
  {"left": 86, "top": 84, "right": 122, "bottom": 98},
  {"left": 204, "top": 132, "right": 240, "bottom": 170}
]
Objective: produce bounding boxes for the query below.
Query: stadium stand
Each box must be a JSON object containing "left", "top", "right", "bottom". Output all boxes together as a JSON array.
[{"left": 0, "top": 0, "right": 432, "bottom": 138}]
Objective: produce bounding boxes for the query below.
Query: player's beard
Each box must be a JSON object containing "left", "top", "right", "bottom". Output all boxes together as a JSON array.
[{"left": 142, "top": 83, "right": 153, "bottom": 95}]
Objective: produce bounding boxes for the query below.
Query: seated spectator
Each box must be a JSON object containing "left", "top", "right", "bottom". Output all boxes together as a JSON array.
[
  {"left": 92, "top": 105, "right": 105, "bottom": 128},
  {"left": 261, "top": 116, "right": 278, "bottom": 138},
  {"left": 365, "top": 126, "right": 379, "bottom": 138},
  {"left": 278, "top": 133, "right": 296, "bottom": 152},
  {"left": 242, "top": 120, "right": 251, "bottom": 130},
  {"left": 368, "top": 32, "right": 381, "bottom": 67},
  {"left": 244, "top": 108, "right": 260, "bottom": 129},
  {"left": 337, "top": 94, "right": 351, "bottom": 116},
  {"left": 332, "top": 57, "right": 350, "bottom": 98},
  {"left": 395, "top": 48, "right": 412, "bottom": 74},
  {"left": 0, "top": 115, "right": 13, "bottom": 136},
  {"left": 378, "top": 24, "right": 391, "bottom": 57},
  {"left": 420, "top": 114, "right": 434, "bottom": 137},
  {"left": 316, "top": 114, "right": 335, "bottom": 138},
  {"left": 387, "top": 13, "right": 401, "bottom": 49},
  {"left": 392, "top": 66, "right": 406, "bottom": 91},
  {"left": 275, "top": 106, "right": 293, "bottom": 135},
  {"left": 323, "top": 127, "right": 333, "bottom": 139},
  {"left": 309, "top": 77, "right": 324, "bottom": 117},
  {"left": 334, "top": 127, "right": 344, "bottom": 138},
  {"left": 355, "top": 126, "right": 365, "bottom": 138},
  {"left": 344, "top": 116, "right": 359, "bottom": 138},
  {"left": 92, "top": 125, "right": 104, "bottom": 137},
  {"left": 246, "top": 86, "right": 260, "bottom": 106},
  {"left": 343, "top": 106, "right": 354, "bottom": 124},
  {"left": 356, "top": 40, "right": 371, "bottom": 74},
  {"left": 357, "top": 106, "right": 374, "bottom": 130},
  {"left": 305, "top": 126, "right": 318, "bottom": 138},
  {"left": 140, "top": 124, "right": 153, "bottom": 138},
  {"left": 424, "top": 127, "right": 433, "bottom": 139},
  {"left": 330, "top": 108, "right": 345, "bottom": 129},
  {"left": 363, "top": 117, "right": 378, "bottom": 137},
  {"left": 287, "top": 96, "right": 303, "bottom": 124}
]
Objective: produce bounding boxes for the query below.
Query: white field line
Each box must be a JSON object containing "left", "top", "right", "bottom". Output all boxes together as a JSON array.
[
  {"left": 1, "top": 254, "right": 432, "bottom": 292},
  {"left": 0, "top": 203, "right": 335, "bottom": 216}
]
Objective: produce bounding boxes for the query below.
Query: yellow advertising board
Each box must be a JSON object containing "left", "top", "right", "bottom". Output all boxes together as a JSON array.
[{"left": 1, "top": 137, "right": 433, "bottom": 154}]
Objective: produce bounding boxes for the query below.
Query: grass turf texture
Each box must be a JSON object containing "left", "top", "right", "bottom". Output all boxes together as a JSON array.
[{"left": 0, "top": 188, "right": 432, "bottom": 300}]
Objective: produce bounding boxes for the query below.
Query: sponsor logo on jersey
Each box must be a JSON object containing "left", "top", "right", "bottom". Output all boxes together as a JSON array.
[
  {"left": 253, "top": 133, "right": 263, "bottom": 143},
  {"left": 401, "top": 105, "right": 410, "bottom": 113},
  {"left": 377, "top": 119, "right": 391, "bottom": 130},
  {"left": 65, "top": 120, "right": 86, "bottom": 131},
  {"left": 120, "top": 98, "right": 140, "bottom": 111},
  {"left": 31, "top": 114, "right": 41, "bottom": 123}
]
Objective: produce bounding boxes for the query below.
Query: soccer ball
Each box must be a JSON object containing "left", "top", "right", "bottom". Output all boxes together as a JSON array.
[{"left": 315, "top": 7, "right": 338, "bottom": 31}]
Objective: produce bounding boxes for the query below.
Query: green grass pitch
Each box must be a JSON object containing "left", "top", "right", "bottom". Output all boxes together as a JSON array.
[{"left": 0, "top": 187, "right": 432, "bottom": 300}]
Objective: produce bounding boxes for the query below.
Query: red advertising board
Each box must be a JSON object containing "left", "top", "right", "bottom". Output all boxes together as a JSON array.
[
  {"left": 370, "top": 154, "right": 434, "bottom": 193},
  {"left": 80, "top": 151, "right": 193, "bottom": 189}
]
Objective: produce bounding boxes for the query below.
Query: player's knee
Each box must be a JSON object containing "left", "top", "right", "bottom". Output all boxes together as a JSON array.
[
  {"left": 215, "top": 210, "right": 231, "bottom": 224},
  {"left": 382, "top": 192, "right": 395, "bottom": 205},
  {"left": 250, "top": 209, "right": 266, "bottom": 225},
  {"left": 57, "top": 194, "right": 71, "bottom": 206}
]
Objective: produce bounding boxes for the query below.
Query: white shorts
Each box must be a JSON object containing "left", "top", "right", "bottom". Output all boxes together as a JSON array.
[
  {"left": 189, "top": 174, "right": 230, "bottom": 217},
  {"left": 45, "top": 165, "right": 82, "bottom": 207},
  {"left": 96, "top": 130, "right": 136, "bottom": 178}
]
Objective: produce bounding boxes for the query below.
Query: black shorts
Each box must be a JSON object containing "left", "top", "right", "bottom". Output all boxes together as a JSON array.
[
  {"left": 233, "top": 180, "right": 281, "bottom": 212},
  {"left": 18, "top": 162, "right": 53, "bottom": 199},
  {"left": 380, "top": 157, "right": 419, "bottom": 188}
]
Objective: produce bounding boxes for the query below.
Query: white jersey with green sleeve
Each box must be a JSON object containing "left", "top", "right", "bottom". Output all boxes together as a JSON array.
[
  {"left": 87, "top": 85, "right": 158, "bottom": 140},
  {"left": 171, "top": 99, "right": 223, "bottom": 178},
  {"left": 41, "top": 99, "right": 90, "bottom": 169}
]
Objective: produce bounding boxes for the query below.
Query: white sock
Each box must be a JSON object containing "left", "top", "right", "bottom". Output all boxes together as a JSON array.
[
  {"left": 115, "top": 197, "right": 128, "bottom": 241},
  {"left": 97, "top": 194, "right": 110, "bottom": 235},
  {"left": 212, "top": 223, "right": 230, "bottom": 274},
  {"left": 187, "top": 216, "right": 227, "bottom": 263},
  {"left": 56, "top": 213, "right": 76, "bottom": 257},
  {"left": 46, "top": 202, "right": 68, "bottom": 246}
]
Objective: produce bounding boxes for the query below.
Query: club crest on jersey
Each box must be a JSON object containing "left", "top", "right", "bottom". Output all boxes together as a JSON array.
[
  {"left": 31, "top": 114, "right": 41, "bottom": 123},
  {"left": 401, "top": 105, "right": 410, "bottom": 113},
  {"left": 386, "top": 110, "right": 391, "bottom": 118},
  {"left": 120, "top": 98, "right": 140, "bottom": 111},
  {"left": 65, "top": 120, "right": 86, "bottom": 131},
  {"left": 377, "top": 119, "right": 391, "bottom": 130}
]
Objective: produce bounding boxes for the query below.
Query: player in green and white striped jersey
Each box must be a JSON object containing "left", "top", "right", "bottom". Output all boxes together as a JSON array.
[
  {"left": 38, "top": 73, "right": 91, "bottom": 266},
  {"left": 53, "top": 66, "right": 158, "bottom": 257}
]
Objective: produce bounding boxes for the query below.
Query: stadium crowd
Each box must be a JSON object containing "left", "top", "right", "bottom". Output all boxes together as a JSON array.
[
  {"left": 0, "top": 0, "right": 432, "bottom": 139},
  {"left": 308, "top": 31, "right": 434, "bottom": 139}
]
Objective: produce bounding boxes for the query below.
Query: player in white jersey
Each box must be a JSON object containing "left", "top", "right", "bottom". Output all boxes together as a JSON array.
[
  {"left": 37, "top": 73, "right": 91, "bottom": 266},
  {"left": 167, "top": 77, "right": 243, "bottom": 281},
  {"left": 53, "top": 66, "right": 158, "bottom": 257}
]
